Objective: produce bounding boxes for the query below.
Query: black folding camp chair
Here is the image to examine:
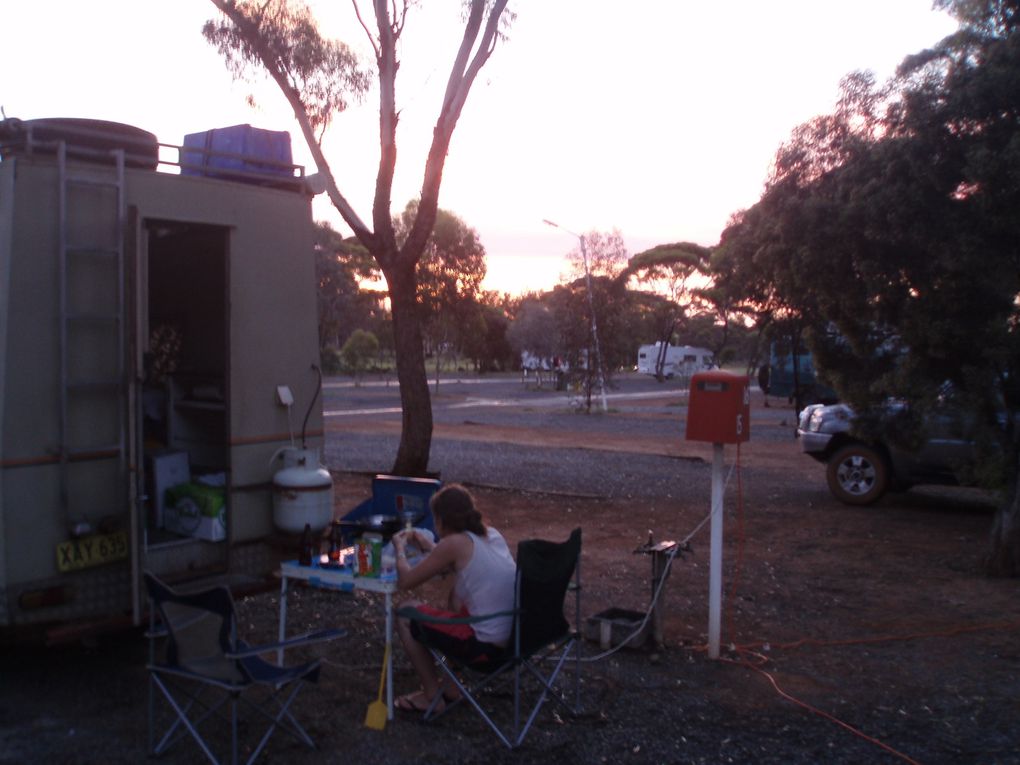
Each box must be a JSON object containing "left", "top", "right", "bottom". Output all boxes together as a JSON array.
[
  {"left": 397, "top": 527, "right": 582, "bottom": 748},
  {"left": 144, "top": 571, "right": 346, "bottom": 765}
]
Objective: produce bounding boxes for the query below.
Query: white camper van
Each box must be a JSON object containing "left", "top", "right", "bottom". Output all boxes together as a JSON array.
[
  {"left": 0, "top": 118, "right": 326, "bottom": 641},
  {"left": 636, "top": 343, "right": 715, "bottom": 378}
]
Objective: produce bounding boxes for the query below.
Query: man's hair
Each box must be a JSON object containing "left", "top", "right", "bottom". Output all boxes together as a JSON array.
[{"left": 430, "top": 484, "right": 486, "bottom": 536}]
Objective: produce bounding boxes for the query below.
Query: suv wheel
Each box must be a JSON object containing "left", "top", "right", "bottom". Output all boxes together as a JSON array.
[{"left": 826, "top": 444, "right": 889, "bottom": 505}]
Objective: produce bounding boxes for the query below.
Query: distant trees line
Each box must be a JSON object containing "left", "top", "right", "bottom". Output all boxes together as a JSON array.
[
  {"left": 209, "top": 0, "right": 1017, "bottom": 573},
  {"left": 314, "top": 215, "right": 763, "bottom": 388}
]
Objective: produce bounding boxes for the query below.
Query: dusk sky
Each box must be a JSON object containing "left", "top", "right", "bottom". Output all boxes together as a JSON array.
[{"left": 3, "top": 1, "right": 958, "bottom": 293}]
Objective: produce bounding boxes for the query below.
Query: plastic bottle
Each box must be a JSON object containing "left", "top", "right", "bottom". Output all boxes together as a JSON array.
[
  {"left": 364, "top": 532, "right": 383, "bottom": 577},
  {"left": 397, "top": 494, "right": 415, "bottom": 531},
  {"left": 380, "top": 541, "right": 397, "bottom": 581}
]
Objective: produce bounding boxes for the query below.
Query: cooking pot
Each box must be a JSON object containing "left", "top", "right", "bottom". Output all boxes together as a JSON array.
[{"left": 335, "top": 512, "right": 423, "bottom": 542}]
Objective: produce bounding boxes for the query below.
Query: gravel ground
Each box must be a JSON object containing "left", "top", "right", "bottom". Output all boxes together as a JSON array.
[
  {"left": 3, "top": 375, "right": 1015, "bottom": 765},
  {"left": 323, "top": 373, "right": 792, "bottom": 499},
  {"left": 328, "top": 434, "right": 707, "bottom": 499}
]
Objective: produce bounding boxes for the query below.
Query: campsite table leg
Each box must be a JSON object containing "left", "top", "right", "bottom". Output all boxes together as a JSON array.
[
  {"left": 385, "top": 590, "right": 393, "bottom": 719},
  {"left": 276, "top": 562, "right": 394, "bottom": 712},
  {"left": 277, "top": 576, "right": 289, "bottom": 666}
]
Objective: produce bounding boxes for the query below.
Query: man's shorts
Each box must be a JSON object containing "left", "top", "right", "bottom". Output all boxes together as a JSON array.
[{"left": 409, "top": 605, "right": 505, "bottom": 664}]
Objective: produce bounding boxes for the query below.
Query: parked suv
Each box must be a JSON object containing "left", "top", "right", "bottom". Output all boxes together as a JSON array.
[{"left": 797, "top": 400, "right": 981, "bottom": 505}]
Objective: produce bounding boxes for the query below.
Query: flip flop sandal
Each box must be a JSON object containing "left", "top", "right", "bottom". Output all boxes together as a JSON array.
[{"left": 395, "top": 691, "right": 445, "bottom": 714}]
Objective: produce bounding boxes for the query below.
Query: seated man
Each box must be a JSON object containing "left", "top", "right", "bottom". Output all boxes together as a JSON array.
[{"left": 391, "top": 484, "right": 516, "bottom": 712}]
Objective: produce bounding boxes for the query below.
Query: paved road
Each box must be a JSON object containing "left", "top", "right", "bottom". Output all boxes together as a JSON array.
[
  {"left": 322, "top": 372, "right": 691, "bottom": 415},
  {"left": 321, "top": 372, "right": 782, "bottom": 499}
]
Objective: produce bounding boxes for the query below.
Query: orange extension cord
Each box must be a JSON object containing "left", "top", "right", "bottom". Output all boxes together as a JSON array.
[{"left": 701, "top": 442, "right": 1020, "bottom": 765}]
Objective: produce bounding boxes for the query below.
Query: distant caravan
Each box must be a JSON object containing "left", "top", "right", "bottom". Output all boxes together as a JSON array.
[{"left": 636, "top": 343, "right": 715, "bottom": 379}]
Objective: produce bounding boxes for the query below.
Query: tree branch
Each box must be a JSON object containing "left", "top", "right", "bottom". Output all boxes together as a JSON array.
[
  {"left": 404, "top": 0, "right": 509, "bottom": 261},
  {"left": 371, "top": 0, "right": 400, "bottom": 264},
  {"left": 351, "top": 0, "right": 380, "bottom": 60},
  {"left": 208, "top": 0, "right": 374, "bottom": 245}
]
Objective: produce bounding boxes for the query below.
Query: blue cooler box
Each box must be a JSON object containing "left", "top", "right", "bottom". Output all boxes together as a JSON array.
[
  {"left": 181, "top": 124, "right": 295, "bottom": 185},
  {"left": 341, "top": 474, "right": 441, "bottom": 537}
]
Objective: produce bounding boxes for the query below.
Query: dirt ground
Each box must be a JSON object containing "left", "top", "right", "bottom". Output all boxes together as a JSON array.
[{"left": 1, "top": 390, "right": 1018, "bottom": 764}]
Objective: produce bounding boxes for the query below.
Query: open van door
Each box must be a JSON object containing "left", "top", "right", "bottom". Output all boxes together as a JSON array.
[{"left": 130, "top": 219, "right": 232, "bottom": 620}]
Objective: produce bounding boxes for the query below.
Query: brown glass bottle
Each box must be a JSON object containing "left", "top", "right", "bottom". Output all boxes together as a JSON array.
[{"left": 299, "top": 523, "right": 314, "bottom": 566}]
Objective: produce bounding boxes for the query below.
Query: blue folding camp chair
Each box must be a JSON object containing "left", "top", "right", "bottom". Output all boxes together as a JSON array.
[{"left": 144, "top": 571, "right": 346, "bottom": 764}]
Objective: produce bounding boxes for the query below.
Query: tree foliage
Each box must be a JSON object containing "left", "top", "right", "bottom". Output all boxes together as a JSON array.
[
  {"left": 205, "top": 0, "right": 512, "bottom": 475},
  {"left": 555, "top": 230, "right": 630, "bottom": 409},
  {"left": 203, "top": 1, "right": 371, "bottom": 137},
  {"left": 507, "top": 297, "right": 560, "bottom": 364},
  {"left": 717, "top": 0, "right": 1020, "bottom": 574},
  {"left": 458, "top": 299, "right": 515, "bottom": 372},
  {"left": 339, "top": 328, "right": 380, "bottom": 381},
  {"left": 620, "top": 242, "right": 713, "bottom": 381},
  {"left": 314, "top": 222, "right": 386, "bottom": 357},
  {"left": 394, "top": 199, "right": 487, "bottom": 382},
  {"left": 395, "top": 200, "right": 486, "bottom": 329}
]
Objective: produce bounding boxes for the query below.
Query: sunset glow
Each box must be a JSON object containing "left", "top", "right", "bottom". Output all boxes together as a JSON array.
[{"left": 2, "top": 1, "right": 957, "bottom": 295}]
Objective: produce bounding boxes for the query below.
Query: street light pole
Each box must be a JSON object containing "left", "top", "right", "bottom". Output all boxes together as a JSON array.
[{"left": 542, "top": 219, "right": 609, "bottom": 412}]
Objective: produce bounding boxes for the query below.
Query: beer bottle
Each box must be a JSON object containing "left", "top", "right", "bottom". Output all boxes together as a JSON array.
[
  {"left": 329, "top": 521, "right": 342, "bottom": 563},
  {"left": 299, "top": 523, "right": 314, "bottom": 567}
]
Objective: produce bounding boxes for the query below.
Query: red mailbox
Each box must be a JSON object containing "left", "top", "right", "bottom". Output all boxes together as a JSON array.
[{"left": 685, "top": 371, "right": 750, "bottom": 444}]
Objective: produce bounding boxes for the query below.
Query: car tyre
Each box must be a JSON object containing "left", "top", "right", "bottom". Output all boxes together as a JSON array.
[{"left": 826, "top": 443, "right": 889, "bottom": 505}]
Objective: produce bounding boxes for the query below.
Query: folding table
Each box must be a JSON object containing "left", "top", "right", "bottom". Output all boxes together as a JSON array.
[{"left": 278, "top": 560, "right": 398, "bottom": 719}]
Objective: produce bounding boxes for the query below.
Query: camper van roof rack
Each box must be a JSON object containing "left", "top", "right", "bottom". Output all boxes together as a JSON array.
[{"left": 0, "top": 118, "right": 308, "bottom": 192}]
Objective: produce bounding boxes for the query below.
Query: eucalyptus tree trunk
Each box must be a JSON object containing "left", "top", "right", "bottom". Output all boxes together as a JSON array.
[
  {"left": 654, "top": 317, "right": 678, "bottom": 383},
  {"left": 985, "top": 467, "right": 1020, "bottom": 577},
  {"left": 383, "top": 261, "right": 433, "bottom": 476},
  {"left": 205, "top": 0, "right": 510, "bottom": 478}
]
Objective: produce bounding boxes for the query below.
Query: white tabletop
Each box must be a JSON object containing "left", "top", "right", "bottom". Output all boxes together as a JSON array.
[{"left": 279, "top": 559, "right": 398, "bottom": 594}]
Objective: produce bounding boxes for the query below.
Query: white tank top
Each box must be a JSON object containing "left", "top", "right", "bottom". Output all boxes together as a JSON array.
[{"left": 453, "top": 528, "right": 517, "bottom": 645}]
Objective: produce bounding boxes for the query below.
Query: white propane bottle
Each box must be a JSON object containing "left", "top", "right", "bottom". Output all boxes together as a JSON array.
[{"left": 271, "top": 447, "right": 334, "bottom": 534}]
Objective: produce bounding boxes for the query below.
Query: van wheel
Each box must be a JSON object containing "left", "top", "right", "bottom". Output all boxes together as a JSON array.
[{"left": 826, "top": 444, "right": 889, "bottom": 505}]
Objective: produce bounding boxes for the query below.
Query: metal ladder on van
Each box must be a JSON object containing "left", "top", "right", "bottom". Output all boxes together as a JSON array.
[{"left": 56, "top": 142, "right": 127, "bottom": 533}]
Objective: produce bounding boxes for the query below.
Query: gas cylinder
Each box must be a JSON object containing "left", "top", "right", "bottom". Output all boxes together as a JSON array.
[{"left": 271, "top": 447, "right": 334, "bottom": 534}]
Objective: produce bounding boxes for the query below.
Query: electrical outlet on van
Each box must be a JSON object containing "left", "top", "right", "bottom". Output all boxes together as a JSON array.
[{"left": 276, "top": 385, "right": 294, "bottom": 406}]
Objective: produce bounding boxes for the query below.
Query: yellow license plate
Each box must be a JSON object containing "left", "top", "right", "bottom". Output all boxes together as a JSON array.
[{"left": 56, "top": 531, "right": 129, "bottom": 573}]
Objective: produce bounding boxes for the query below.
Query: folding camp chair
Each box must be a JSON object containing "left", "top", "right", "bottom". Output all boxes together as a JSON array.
[
  {"left": 398, "top": 527, "right": 582, "bottom": 748},
  {"left": 144, "top": 571, "right": 346, "bottom": 765}
]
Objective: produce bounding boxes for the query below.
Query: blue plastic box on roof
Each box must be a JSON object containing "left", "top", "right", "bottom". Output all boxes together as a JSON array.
[{"left": 181, "top": 124, "right": 296, "bottom": 186}]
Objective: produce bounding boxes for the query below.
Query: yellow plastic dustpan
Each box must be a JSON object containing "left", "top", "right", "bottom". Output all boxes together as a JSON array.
[{"left": 364, "top": 641, "right": 391, "bottom": 730}]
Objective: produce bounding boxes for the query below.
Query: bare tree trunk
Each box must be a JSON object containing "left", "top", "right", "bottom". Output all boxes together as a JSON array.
[
  {"left": 984, "top": 467, "right": 1020, "bottom": 577},
  {"left": 207, "top": 0, "right": 510, "bottom": 478},
  {"left": 789, "top": 327, "right": 805, "bottom": 412},
  {"left": 655, "top": 339, "right": 668, "bottom": 383},
  {"left": 385, "top": 262, "right": 433, "bottom": 477},
  {"left": 653, "top": 319, "right": 673, "bottom": 383},
  {"left": 653, "top": 314, "right": 681, "bottom": 383}
]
